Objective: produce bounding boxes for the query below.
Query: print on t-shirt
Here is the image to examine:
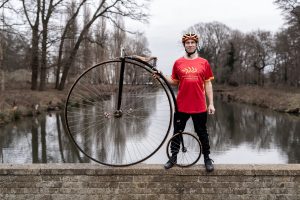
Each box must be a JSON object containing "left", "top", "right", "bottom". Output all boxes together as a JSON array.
[{"left": 182, "top": 66, "right": 197, "bottom": 74}]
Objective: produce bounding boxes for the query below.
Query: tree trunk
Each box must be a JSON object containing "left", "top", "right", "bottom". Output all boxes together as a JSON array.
[
  {"left": 0, "top": 41, "right": 4, "bottom": 91},
  {"left": 31, "top": 28, "right": 39, "bottom": 90},
  {"left": 58, "top": 21, "right": 93, "bottom": 90},
  {"left": 0, "top": 68, "right": 4, "bottom": 92},
  {"left": 55, "top": 47, "right": 63, "bottom": 89},
  {"left": 55, "top": 0, "right": 86, "bottom": 89},
  {"left": 39, "top": 23, "right": 48, "bottom": 91},
  {"left": 58, "top": 42, "right": 81, "bottom": 90},
  {"left": 22, "top": 0, "right": 41, "bottom": 90}
]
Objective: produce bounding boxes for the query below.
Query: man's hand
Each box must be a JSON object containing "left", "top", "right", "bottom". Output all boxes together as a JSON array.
[
  {"left": 152, "top": 71, "right": 179, "bottom": 85},
  {"left": 152, "top": 70, "right": 162, "bottom": 79},
  {"left": 207, "top": 104, "right": 215, "bottom": 115}
]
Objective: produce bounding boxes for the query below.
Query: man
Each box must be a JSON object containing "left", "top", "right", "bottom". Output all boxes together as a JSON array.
[{"left": 162, "top": 33, "right": 215, "bottom": 172}]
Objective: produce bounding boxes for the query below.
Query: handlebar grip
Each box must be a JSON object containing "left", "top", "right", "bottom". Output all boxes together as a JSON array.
[{"left": 152, "top": 57, "right": 157, "bottom": 68}]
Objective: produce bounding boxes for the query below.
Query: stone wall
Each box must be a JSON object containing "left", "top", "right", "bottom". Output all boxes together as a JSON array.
[{"left": 0, "top": 164, "right": 299, "bottom": 200}]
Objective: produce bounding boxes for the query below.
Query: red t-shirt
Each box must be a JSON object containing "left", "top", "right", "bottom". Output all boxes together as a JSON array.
[{"left": 171, "top": 57, "right": 214, "bottom": 113}]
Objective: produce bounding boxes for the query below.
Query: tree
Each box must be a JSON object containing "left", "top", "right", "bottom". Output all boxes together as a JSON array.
[
  {"left": 39, "top": 0, "right": 64, "bottom": 91},
  {"left": 91, "top": 17, "right": 108, "bottom": 84},
  {"left": 81, "top": 3, "right": 93, "bottom": 70},
  {"left": 243, "top": 31, "right": 273, "bottom": 86},
  {"left": 2, "top": 32, "right": 29, "bottom": 71},
  {"left": 274, "top": 0, "right": 300, "bottom": 26},
  {"left": 274, "top": 27, "right": 300, "bottom": 86},
  {"left": 94, "top": 17, "right": 108, "bottom": 63},
  {"left": 0, "top": 32, "right": 4, "bottom": 92},
  {"left": 188, "top": 21, "right": 231, "bottom": 83},
  {"left": 1, "top": 3, "right": 31, "bottom": 91},
  {"left": 217, "top": 30, "right": 245, "bottom": 85},
  {"left": 55, "top": 0, "right": 84, "bottom": 89},
  {"left": 126, "top": 32, "right": 150, "bottom": 56},
  {"left": 124, "top": 32, "right": 151, "bottom": 84},
  {"left": 222, "top": 41, "right": 238, "bottom": 85},
  {"left": 22, "top": 0, "right": 41, "bottom": 90},
  {"left": 58, "top": 0, "right": 149, "bottom": 90},
  {"left": 1, "top": 5, "right": 5, "bottom": 91},
  {"left": 112, "top": 14, "right": 125, "bottom": 58},
  {"left": 274, "top": 0, "right": 300, "bottom": 87}
]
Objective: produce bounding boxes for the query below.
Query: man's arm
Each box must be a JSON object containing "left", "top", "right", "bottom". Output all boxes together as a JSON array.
[
  {"left": 164, "top": 75, "right": 179, "bottom": 85},
  {"left": 153, "top": 72, "right": 179, "bottom": 86},
  {"left": 205, "top": 80, "right": 215, "bottom": 114}
]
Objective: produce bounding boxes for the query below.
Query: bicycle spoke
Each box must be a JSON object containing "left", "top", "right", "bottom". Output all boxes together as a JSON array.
[
  {"left": 65, "top": 59, "right": 173, "bottom": 166},
  {"left": 167, "top": 132, "right": 202, "bottom": 167}
]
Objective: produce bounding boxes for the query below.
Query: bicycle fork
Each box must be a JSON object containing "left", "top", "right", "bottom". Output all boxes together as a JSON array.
[
  {"left": 180, "top": 133, "right": 187, "bottom": 153},
  {"left": 114, "top": 57, "right": 126, "bottom": 118}
]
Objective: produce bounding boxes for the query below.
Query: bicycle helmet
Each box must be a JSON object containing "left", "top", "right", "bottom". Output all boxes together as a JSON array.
[{"left": 182, "top": 33, "right": 199, "bottom": 43}]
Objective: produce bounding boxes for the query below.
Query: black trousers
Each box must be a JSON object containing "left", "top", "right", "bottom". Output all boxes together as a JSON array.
[{"left": 170, "top": 111, "right": 211, "bottom": 157}]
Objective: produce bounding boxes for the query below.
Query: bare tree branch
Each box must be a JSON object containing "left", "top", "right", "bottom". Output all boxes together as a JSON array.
[
  {"left": 55, "top": 0, "right": 88, "bottom": 88},
  {"left": 58, "top": 0, "right": 150, "bottom": 90},
  {"left": 102, "top": 14, "right": 137, "bottom": 34},
  {"left": 0, "top": 0, "right": 9, "bottom": 9}
]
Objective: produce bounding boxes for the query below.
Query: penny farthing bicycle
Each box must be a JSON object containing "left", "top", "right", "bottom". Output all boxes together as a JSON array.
[{"left": 65, "top": 50, "right": 202, "bottom": 167}]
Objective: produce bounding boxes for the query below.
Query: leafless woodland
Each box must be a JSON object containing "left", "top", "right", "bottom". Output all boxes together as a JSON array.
[{"left": 0, "top": 0, "right": 299, "bottom": 92}]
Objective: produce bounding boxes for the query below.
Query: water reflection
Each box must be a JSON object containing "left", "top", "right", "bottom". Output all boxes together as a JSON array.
[
  {"left": 206, "top": 97, "right": 300, "bottom": 163},
  {"left": 0, "top": 97, "right": 299, "bottom": 164},
  {"left": 0, "top": 113, "right": 83, "bottom": 163},
  {"left": 67, "top": 87, "right": 171, "bottom": 165}
]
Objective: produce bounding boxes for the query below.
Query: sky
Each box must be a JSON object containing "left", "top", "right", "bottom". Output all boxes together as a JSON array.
[{"left": 127, "top": 0, "right": 286, "bottom": 74}]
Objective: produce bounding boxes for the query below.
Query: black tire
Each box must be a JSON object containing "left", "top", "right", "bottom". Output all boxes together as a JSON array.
[
  {"left": 65, "top": 59, "right": 173, "bottom": 166},
  {"left": 166, "top": 132, "right": 202, "bottom": 167}
]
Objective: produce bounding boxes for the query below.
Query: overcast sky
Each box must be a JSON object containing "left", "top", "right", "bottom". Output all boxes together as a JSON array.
[{"left": 128, "top": 0, "right": 286, "bottom": 74}]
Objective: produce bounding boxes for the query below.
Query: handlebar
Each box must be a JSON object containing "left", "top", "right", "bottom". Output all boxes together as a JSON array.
[
  {"left": 126, "top": 55, "right": 158, "bottom": 69},
  {"left": 121, "top": 48, "right": 157, "bottom": 68}
]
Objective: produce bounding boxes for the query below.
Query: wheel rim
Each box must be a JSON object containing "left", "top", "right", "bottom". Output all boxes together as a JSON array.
[
  {"left": 167, "top": 132, "right": 202, "bottom": 167},
  {"left": 65, "top": 59, "right": 173, "bottom": 166}
]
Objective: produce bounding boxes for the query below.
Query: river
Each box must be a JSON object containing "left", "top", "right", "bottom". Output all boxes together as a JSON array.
[{"left": 0, "top": 97, "right": 299, "bottom": 165}]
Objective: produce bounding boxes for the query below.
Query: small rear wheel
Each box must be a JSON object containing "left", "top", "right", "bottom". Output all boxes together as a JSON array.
[{"left": 166, "top": 132, "right": 202, "bottom": 167}]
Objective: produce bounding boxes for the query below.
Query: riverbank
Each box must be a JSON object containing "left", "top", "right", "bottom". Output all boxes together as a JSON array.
[
  {"left": 0, "top": 87, "right": 67, "bottom": 126},
  {"left": 214, "top": 85, "right": 300, "bottom": 114},
  {"left": 0, "top": 84, "right": 299, "bottom": 126}
]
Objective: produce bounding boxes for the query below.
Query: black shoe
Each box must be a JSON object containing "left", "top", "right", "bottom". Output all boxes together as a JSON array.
[
  {"left": 164, "top": 156, "right": 177, "bottom": 169},
  {"left": 204, "top": 157, "right": 214, "bottom": 172}
]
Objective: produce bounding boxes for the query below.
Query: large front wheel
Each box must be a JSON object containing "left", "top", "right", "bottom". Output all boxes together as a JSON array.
[{"left": 65, "top": 59, "right": 173, "bottom": 166}]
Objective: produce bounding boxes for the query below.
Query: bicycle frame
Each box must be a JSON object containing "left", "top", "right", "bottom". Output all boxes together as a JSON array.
[
  {"left": 64, "top": 50, "right": 196, "bottom": 166},
  {"left": 118, "top": 55, "right": 188, "bottom": 153}
]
